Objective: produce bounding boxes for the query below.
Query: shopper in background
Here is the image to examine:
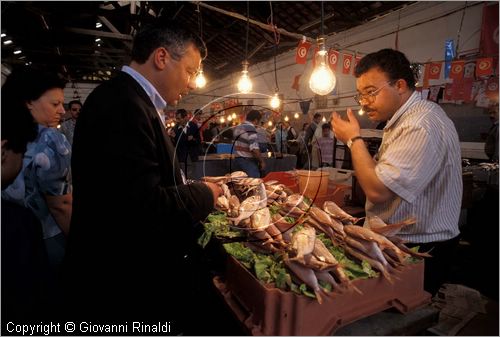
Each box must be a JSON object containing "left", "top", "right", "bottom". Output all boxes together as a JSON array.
[
  {"left": 233, "top": 109, "right": 265, "bottom": 177},
  {"left": 297, "top": 122, "right": 309, "bottom": 168},
  {"left": 484, "top": 105, "right": 499, "bottom": 162},
  {"left": 60, "top": 100, "right": 82, "bottom": 146},
  {"left": 2, "top": 67, "right": 71, "bottom": 264},
  {"left": 1, "top": 67, "right": 70, "bottom": 320},
  {"left": 274, "top": 121, "right": 288, "bottom": 154},
  {"left": 1, "top": 70, "right": 51, "bottom": 321},
  {"left": 65, "top": 18, "right": 222, "bottom": 331},
  {"left": 303, "top": 113, "right": 322, "bottom": 168},
  {"left": 332, "top": 48, "right": 462, "bottom": 295}
]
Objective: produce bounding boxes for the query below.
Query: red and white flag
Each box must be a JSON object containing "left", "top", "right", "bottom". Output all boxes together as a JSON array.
[
  {"left": 342, "top": 53, "right": 353, "bottom": 74},
  {"left": 427, "top": 62, "right": 442, "bottom": 80},
  {"left": 295, "top": 40, "right": 312, "bottom": 64},
  {"left": 476, "top": 57, "right": 494, "bottom": 77},
  {"left": 449, "top": 60, "right": 465, "bottom": 80},
  {"left": 479, "top": 3, "right": 499, "bottom": 57},
  {"left": 463, "top": 61, "right": 476, "bottom": 79},
  {"left": 311, "top": 47, "right": 319, "bottom": 68},
  {"left": 443, "top": 83, "right": 454, "bottom": 101},
  {"left": 328, "top": 49, "right": 339, "bottom": 71}
]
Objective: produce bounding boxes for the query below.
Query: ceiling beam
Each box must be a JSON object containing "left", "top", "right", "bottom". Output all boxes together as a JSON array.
[
  {"left": 193, "top": 2, "right": 315, "bottom": 43},
  {"left": 65, "top": 27, "right": 133, "bottom": 40},
  {"left": 98, "top": 15, "right": 133, "bottom": 50}
]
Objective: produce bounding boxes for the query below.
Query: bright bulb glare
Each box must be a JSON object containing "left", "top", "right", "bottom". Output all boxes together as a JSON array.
[
  {"left": 227, "top": 116, "right": 233, "bottom": 121},
  {"left": 322, "top": 117, "right": 326, "bottom": 123},
  {"left": 284, "top": 116, "right": 289, "bottom": 122},
  {"left": 220, "top": 117, "right": 225, "bottom": 124},
  {"left": 232, "top": 113, "right": 237, "bottom": 119},
  {"left": 309, "top": 51, "right": 336, "bottom": 96},
  {"left": 237, "top": 71, "right": 253, "bottom": 93},
  {"left": 270, "top": 93, "right": 280, "bottom": 109},
  {"left": 294, "top": 112, "right": 299, "bottom": 119},
  {"left": 268, "top": 120, "right": 273, "bottom": 127},
  {"left": 195, "top": 71, "right": 207, "bottom": 88},
  {"left": 358, "top": 108, "right": 365, "bottom": 116}
]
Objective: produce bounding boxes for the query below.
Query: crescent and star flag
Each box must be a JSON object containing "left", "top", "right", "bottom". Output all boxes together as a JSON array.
[
  {"left": 328, "top": 49, "right": 339, "bottom": 71},
  {"left": 463, "top": 61, "right": 476, "bottom": 79},
  {"left": 479, "top": 3, "right": 499, "bottom": 57},
  {"left": 476, "top": 58, "right": 494, "bottom": 77},
  {"left": 291, "top": 74, "right": 301, "bottom": 91},
  {"left": 342, "top": 53, "right": 353, "bottom": 74},
  {"left": 428, "top": 62, "right": 442, "bottom": 80},
  {"left": 295, "top": 40, "right": 312, "bottom": 64},
  {"left": 449, "top": 60, "right": 465, "bottom": 80}
]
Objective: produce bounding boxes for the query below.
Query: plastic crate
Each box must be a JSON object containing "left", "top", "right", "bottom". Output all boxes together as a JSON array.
[
  {"left": 216, "top": 143, "right": 234, "bottom": 154},
  {"left": 213, "top": 256, "right": 431, "bottom": 336}
]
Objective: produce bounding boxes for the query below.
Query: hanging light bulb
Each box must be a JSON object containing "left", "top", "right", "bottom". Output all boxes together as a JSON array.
[
  {"left": 227, "top": 115, "right": 233, "bottom": 122},
  {"left": 358, "top": 108, "right": 365, "bottom": 116},
  {"left": 270, "top": 92, "right": 281, "bottom": 109},
  {"left": 232, "top": 112, "right": 237, "bottom": 119},
  {"left": 220, "top": 116, "right": 225, "bottom": 124},
  {"left": 195, "top": 63, "right": 207, "bottom": 88},
  {"left": 294, "top": 112, "right": 299, "bottom": 119},
  {"left": 268, "top": 120, "right": 273, "bottom": 127},
  {"left": 309, "top": 37, "right": 336, "bottom": 96},
  {"left": 322, "top": 116, "right": 327, "bottom": 123},
  {"left": 284, "top": 116, "right": 289, "bottom": 122},
  {"left": 237, "top": 60, "right": 253, "bottom": 93}
]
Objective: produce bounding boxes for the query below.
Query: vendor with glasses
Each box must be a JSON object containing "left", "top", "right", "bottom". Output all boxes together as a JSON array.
[{"left": 331, "top": 49, "right": 462, "bottom": 296}]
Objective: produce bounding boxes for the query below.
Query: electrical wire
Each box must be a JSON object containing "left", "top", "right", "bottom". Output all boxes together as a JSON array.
[{"left": 245, "top": 1, "right": 249, "bottom": 60}]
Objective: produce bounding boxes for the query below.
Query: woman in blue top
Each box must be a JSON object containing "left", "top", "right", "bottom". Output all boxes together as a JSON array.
[{"left": 2, "top": 68, "right": 71, "bottom": 268}]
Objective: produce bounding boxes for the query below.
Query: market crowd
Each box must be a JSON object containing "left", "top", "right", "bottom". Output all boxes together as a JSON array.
[{"left": 2, "top": 16, "right": 497, "bottom": 334}]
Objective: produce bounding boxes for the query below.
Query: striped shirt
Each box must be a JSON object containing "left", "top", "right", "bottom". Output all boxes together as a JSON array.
[
  {"left": 233, "top": 121, "right": 259, "bottom": 158},
  {"left": 366, "top": 91, "right": 462, "bottom": 243}
]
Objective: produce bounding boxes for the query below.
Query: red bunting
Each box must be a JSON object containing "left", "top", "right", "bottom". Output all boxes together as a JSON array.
[
  {"left": 328, "top": 49, "right": 339, "bottom": 71},
  {"left": 449, "top": 60, "right": 465, "bottom": 80},
  {"left": 295, "top": 40, "right": 312, "bottom": 64},
  {"left": 291, "top": 74, "right": 301, "bottom": 91},
  {"left": 427, "top": 62, "right": 442, "bottom": 80},
  {"left": 479, "top": 3, "right": 499, "bottom": 57},
  {"left": 476, "top": 58, "right": 494, "bottom": 77},
  {"left": 428, "top": 86, "right": 441, "bottom": 102},
  {"left": 444, "top": 83, "right": 453, "bottom": 101},
  {"left": 342, "top": 53, "right": 353, "bottom": 74}
]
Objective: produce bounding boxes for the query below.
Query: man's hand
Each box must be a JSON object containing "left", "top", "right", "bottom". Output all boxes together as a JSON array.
[
  {"left": 331, "top": 108, "right": 361, "bottom": 144},
  {"left": 204, "top": 182, "right": 223, "bottom": 206}
]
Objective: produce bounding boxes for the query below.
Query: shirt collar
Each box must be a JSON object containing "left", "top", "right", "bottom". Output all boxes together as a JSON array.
[
  {"left": 121, "top": 65, "right": 167, "bottom": 112},
  {"left": 384, "top": 90, "right": 420, "bottom": 130}
]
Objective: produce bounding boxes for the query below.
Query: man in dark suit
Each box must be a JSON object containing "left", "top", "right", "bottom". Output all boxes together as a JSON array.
[{"left": 64, "top": 18, "right": 222, "bottom": 331}]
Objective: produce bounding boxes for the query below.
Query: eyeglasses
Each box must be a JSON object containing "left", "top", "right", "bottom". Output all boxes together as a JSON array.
[{"left": 353, "top": 81, "right": 396, "bottom": 105}]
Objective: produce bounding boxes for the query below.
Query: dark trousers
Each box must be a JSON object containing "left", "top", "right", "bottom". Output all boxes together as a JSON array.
[{"left": 407, "top": 236, "right": 460, "bottom": 296}]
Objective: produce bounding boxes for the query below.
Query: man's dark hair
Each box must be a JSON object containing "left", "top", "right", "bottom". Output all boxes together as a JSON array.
[
  {"left": 354, "top": 48, "right": 416, "bottom": 90},
  {"left": 246, "top": 110, "right": 262, "bottom": 122},
  {"left": 321, "top": 123, "right": 331, "bottom": 130},
  {"left": 1, "top": 67, "right": 66, "bottom": 153},
  {"left": 313, "top": 113, "right": 322, "bottom": 119},
  {"left": 68, "top": 100, "right": 83, "bottom": 109},
  {"left": 176, "top": 109, "right": 188, "bottom": 118},
  {"left": 131, "top": 18, "right": 207, "bottom": 64}
]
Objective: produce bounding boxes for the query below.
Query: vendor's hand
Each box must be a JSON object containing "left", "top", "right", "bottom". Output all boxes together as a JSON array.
[
  {"left": 204, "top": 182, "right": 223, "bottom": 206},
  {"left": 331, "top": 108, "right": 361, "bottom": 144}
]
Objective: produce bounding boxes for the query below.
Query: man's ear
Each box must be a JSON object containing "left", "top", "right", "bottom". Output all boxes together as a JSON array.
[{"left": 153, "top": 47, "right": 171, "bottom": 70}]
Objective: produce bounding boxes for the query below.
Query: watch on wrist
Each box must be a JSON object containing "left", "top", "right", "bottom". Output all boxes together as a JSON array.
[{"left": 347, "top": 136, "right": 363, "bottom": 149}]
